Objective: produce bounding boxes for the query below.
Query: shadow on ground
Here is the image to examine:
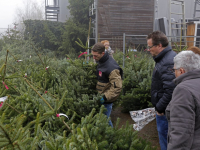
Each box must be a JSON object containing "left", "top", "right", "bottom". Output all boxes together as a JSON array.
[{"left": 111, "top": 106, "right": 161, "bottom": 150}]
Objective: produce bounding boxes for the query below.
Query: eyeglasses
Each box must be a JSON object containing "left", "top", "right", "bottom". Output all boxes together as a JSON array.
[
  {"left": 147, "top": 45, "right": 156, "bottom": 50},
  {"left": 169, "top": 68, "right": 180, "bottom": 73}
]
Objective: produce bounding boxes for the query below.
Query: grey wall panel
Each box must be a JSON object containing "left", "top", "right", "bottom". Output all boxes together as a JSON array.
[
  {"left": 157, "top": 0, "right": 200, "bottom": 21},
  {"left": 59, "top": 0, "right": 70, "bottom": 22}
]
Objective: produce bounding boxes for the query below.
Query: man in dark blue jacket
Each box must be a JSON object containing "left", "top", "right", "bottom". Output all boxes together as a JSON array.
[{"left": 146, "top": 31, "right": 176, "bottom": 150}]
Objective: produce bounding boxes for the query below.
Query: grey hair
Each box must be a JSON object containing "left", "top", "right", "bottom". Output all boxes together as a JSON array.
[{"left": 174, "top": 50, "right": 200, "bottom": 72}]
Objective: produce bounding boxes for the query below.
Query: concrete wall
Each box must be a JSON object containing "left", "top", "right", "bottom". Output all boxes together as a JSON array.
[{"left": 58, "top": 0, "right": 70, "bottom": 22}]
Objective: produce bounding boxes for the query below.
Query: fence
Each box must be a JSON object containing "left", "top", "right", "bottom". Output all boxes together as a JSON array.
[
  {"left": 122, "top": 33, "right": 200, "bottom": 68},
  {"left": 90, "top": 34, "right": 200, "bottom": 68}
]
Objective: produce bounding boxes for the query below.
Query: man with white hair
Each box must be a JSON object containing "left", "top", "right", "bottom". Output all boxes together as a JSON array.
[{"left": 166, "top": 51, "right": 200, "bottom": 150}]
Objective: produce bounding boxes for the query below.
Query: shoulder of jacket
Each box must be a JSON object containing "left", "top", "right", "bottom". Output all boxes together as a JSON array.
[
  {"left": 109, "top": 69, "right": 121, "bottom": 78},
  {"left": 166, "top": 50, "right": 176, "bottom": 57},
  {"left": 158, "top": 51, "right": 175, "bottom": 67}
]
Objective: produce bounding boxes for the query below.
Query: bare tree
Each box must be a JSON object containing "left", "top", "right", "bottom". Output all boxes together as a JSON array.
[{"left": 14, "top": 0, "right": 45, "bottom": 32}]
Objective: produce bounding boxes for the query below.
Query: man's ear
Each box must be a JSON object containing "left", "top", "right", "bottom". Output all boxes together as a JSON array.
[
  {"left": 158, "top": 43, "right": 162, "bottom": 48},
  {"left": 180, "top": 68, "right": 186, "bottom": 74}
]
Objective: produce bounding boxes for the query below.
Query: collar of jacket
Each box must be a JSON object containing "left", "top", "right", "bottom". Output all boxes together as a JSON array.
[
  {"left": 153, "top": 46, "right": 172, "bottom": 62},
  {"left": 98, "top": 51, "right": 109, "bottom": 63},
  {"left": 173, "top": 69, "right": 200, "bottom": 85}
]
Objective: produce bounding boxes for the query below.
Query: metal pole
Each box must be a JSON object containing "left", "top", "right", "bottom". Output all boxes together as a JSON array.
[
  {"left": 169, "top": 0, "right": 172, "bottom": 46},
  {"left": 153, "top": 0, "right": 157, "bottom": 31},
  {"left": 95, "top": 0, "right": 98, "bottom": 43},
  {"left": 45, "top": 0, "right": 47, "bottom": 20},
  {"left": 194, "top": 0, "right": 197, "bottom": 18},
  {"left": 123, "top": 33, "right": 125, "bottom": 68},
  {"left": 194, "top": 22, "right": 198, "bottom": 46},
  {"left": 87, "top": 39, "right": 90, "bottom": 61},
  {"left": 58, "top": 0, "right": 59, "bottom": 22},
  {"left": 182, "top": 1, "right": 186, "bottom": 44}
]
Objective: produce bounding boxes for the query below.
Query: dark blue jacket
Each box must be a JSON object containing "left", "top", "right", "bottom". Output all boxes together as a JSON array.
[{"left": 151, "top": 46, "right": 176, "bottom": 113}]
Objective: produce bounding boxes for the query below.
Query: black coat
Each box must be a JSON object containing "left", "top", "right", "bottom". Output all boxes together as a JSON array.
[{"left": 151, "top": 46, "right": 176, "bottom": 113}]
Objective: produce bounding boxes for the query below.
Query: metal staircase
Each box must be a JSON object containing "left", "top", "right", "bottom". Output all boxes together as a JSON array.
[{"left": 45, "top": 0, "right": 60, "bottom": 21}]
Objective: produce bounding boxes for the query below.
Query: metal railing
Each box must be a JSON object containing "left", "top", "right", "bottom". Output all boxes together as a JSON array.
[{"left": 122, "top": 33, "right": 200, "bottom": 68}]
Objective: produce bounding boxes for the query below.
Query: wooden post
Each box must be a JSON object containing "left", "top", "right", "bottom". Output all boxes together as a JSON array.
[{"left": 186, "top": 22, "right": 195, "bottom": 47}]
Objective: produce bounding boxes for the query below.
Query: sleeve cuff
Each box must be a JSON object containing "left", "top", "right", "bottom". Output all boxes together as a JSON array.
[
  {"left": 155, "top": 106, "right": 164, "bottom": 114},
  {"left": 103, "top": 95, "right": 107, "bottom": 102}
]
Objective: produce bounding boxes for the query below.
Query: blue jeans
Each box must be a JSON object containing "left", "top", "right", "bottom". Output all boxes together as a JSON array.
[
  {"left": 103, "top": 103, "right": 113, "bottom": 127},
  {"left": 156, "top": 114, "right": 168, "bottom": 150}
]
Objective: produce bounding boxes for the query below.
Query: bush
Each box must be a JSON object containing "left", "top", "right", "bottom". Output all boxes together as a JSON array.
[
  {"left": 114, "top": 50, "right": 154, "bottom": 113},
  {"left": 0, "top": 38, "right": 156, "bottom": 149}
]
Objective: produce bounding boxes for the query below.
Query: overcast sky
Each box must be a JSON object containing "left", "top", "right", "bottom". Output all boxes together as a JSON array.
[{"left": 0, "top": 0, "right": 43, "bottom": 28}]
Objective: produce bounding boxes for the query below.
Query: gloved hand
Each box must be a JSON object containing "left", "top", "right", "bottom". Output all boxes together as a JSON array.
[{"left": 100, "top": 97, "right": 105, "bottom": 104}]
